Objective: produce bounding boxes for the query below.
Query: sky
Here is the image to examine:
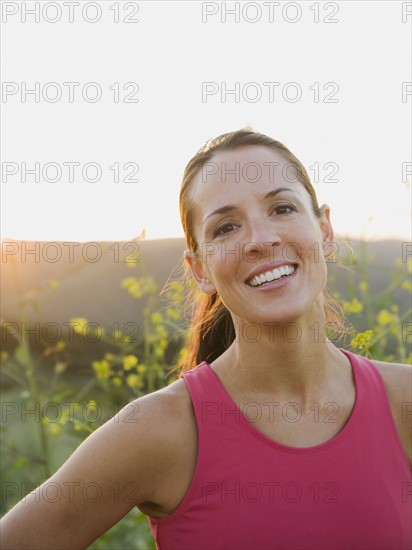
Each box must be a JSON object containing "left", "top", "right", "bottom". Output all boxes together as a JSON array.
[{"left": 1, "top": 0, "right": 411, "bottom": 242}]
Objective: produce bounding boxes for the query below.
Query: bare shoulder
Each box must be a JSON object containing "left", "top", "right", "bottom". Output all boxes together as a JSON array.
[
  {"left": 370, "top": 359, "right": 412, "bottom": 401},
  {"left": 121, "top": 376, "right": 194, "bottom": 462},
  {"left": 370, "top": 359, "right": 412, "bottom": 466},
  {"left": 49, "top": 378, "right": 194, "bottom": 504},
  {"left": 137, "top": 376, "right": 194, "bottom": 434},
  {"left": 131, "top": 377, "right": 198, "bottom": 516},
  {"left": 131, "top": 375, "right": 196, "bottom": 455}
]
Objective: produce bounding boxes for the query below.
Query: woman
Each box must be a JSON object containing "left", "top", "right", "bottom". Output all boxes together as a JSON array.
[{"left": 1, "top": 129, "right": 411, "bottom": 550}]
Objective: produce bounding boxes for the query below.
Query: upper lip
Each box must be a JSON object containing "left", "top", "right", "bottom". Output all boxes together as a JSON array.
[{"left": 245, "top": 261, "right": 298, "bottom": 284}]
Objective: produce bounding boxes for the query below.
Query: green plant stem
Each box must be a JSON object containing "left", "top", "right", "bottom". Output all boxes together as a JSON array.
[{"left": 11, "top": 258, "right": 51, "bottom": 478}]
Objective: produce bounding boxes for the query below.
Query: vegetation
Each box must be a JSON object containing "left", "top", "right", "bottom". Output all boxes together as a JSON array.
[{"left": 1, "top": 241, "right": 411, "bottom": 549}]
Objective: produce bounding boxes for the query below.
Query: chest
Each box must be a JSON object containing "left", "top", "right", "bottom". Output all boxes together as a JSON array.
[
  {"left": 230, "top": 397, "right": 354, "bottom": 448},
  {"left": 147, "top": 401, "right": 412, "bottom": 550}
]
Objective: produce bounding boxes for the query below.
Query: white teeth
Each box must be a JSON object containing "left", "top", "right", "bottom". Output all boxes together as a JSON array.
[{"left": 248, "top": 265, "right": 295, "bottom": 287}]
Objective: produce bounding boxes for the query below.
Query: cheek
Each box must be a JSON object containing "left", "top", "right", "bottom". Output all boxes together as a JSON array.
[
  {"left": 298, "top": 220, "right": 324, "bottom": 253},
  {"left": 204, "top": 256, "right": 241, "bottom": 293}
]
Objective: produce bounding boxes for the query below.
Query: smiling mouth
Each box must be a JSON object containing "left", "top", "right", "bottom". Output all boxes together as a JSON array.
[{"left": 246, "top": 264, "right": 297, "bottom": 287}]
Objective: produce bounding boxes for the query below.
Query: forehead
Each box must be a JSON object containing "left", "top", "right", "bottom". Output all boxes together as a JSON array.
[
  {"left": 191, "top": 145, "right": 306, "bottom": 206},
  {"left": 206, "top": 145, "right": 291, "bottom": 173}
]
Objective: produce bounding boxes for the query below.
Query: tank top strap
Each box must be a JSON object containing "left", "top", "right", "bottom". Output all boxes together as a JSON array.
[
  {"left": 338, "top": 348, "right": 410, "bottom": 470},
  {"left": 182, "top": 361, "right": 244, "bottom": 430}
]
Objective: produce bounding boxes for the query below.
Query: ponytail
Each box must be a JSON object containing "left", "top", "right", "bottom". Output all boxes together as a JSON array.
[{"left": 180, "top": 292, "right": 235, "bottom": 373}]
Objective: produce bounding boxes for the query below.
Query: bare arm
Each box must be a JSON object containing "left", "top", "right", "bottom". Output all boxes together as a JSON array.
[{"left": 0, "top": 387, "right": 182, "bottom": 550}]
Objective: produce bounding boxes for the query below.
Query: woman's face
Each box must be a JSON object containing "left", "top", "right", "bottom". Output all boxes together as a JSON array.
[{"left": 185, "top": 145, "right": 334, "bottom": 327}]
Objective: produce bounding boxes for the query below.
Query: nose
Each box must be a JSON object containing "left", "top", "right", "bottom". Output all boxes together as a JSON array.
[{"left": 242, "top": 218, "right": 282, "bottom": 262}]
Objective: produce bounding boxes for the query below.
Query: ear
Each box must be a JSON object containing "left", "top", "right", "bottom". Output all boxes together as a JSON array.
[
  {"left": 319, "top": 205, "right": 335, "bottom": 258},
  {"left": 184, "top": 250, "right": 217, "bottom": 295}
]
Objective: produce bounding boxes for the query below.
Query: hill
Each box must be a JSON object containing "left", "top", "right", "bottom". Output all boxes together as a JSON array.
[{"left": 1, "top": 237, "right": 409, "bottom": 368}]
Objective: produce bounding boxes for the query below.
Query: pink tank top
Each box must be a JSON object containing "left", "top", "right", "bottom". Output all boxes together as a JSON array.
[{"left": 147, "top": 349, "right": 412, "bottom": 549}]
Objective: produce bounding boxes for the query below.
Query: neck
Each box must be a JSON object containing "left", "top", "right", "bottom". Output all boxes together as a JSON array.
[{"left": 213, "top": 317, "right": 348, "bottom": 404}]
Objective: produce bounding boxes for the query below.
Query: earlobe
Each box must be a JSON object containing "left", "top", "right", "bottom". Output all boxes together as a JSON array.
[
  {"left": 184, "top": 250, "right": 217, "bottom": 295},
  {"left": 319, "top": 205, "right": 335, "bottom": 258}
]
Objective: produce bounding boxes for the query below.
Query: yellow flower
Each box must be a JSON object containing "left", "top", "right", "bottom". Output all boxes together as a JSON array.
[
  {"left": 155, "top": 347, "right": 165, "bottom": 359},
  {"left": 377, "top": 310, "right": 394, "bottom": 326},
  {"left": 155, "top": 325, "right": 168, "bottom": 338},
  {"left": 58, "top": 411, "right": 69, "bottom": 426},
  {"left": 121, "top": 277, "right": 142, "bottom": 299},
  {"left": 166, "top": 307, "right": 181, "bottom": 320},
  {"left": 54, "top": 361, "right": 67, "bottom": 374},
  {"left": 84, "top": 400, "right": 99, "bottom": 422},
  {"left": 151, "top": 312, "right": 163, "bottom": 325},
  {"left": 92, "top": 359, "right": 111, "bottom": 380},
  {"left": 73, "top": 420, "right": 83, "bottom": 431},
  {"left": 122, "top": 354, "right": 138, "bottom": 371},
  {"left": 401, "top": 280, "right": 412, "bottom": 293},
  {"left": 70, "top": 318, "right": 88, "bottom": 334},
  {"left": 48, "top": 424, "right": 61, "bottom": 436},
  {"left": 55, "top": 340, "right": 65, "bottom": 351},
  {"left": 350, "top": 330, "right": 374, "bottom": 351},
  {"left": 137, "top": 364, "right": 146, "bottom": 374},
  {"left": 111, "top": 377, "right": 122, "bottom": 388},
  {"left": 125, "top": 251, "right": 139, "bottom": 267},
  {"left": 49, "top": 279, "right": 59, "bottom": 289},
  {"left": 126, "top": 374, "right": 143, "bottom": 389},
  {"left": 342, "top": 299, "right": 363, "bottom": 314},
  {"left": 112, "top": 329, "right": 123, "bottom": 343},
  {"left": 141, "top": 277, "right": 157, "bottom": 294},
  {"left": 358, "top": 281, "right": 368, "bottom": 294},
  {"left": 121, "top": 277, "right": 137, "bottom": 288}
]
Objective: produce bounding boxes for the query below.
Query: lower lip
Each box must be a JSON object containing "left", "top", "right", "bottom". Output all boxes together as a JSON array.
[{"left": 246, "top": 267, "right": 298, "bottom": 291}]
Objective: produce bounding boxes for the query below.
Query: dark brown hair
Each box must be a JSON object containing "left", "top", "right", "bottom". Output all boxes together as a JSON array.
[{"left": 176, "top": 128, "right": 346, "bottom": 373}]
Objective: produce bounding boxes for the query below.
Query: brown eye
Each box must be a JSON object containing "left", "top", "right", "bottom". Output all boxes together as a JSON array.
[
  {"left": 271, "top": 204, "right": 297, "bottom": 215},
  {"left": 213, "top": 222, "right": 238, "bottom": 237}
]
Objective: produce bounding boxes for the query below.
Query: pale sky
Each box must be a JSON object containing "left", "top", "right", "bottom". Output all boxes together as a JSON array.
[{"left": 1, "top": 1, "right": 411, "bottom": 242}]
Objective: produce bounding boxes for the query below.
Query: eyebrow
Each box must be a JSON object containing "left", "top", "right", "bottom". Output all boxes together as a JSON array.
[{"left": 203, "top": 187, "right": 297, "bottom": 223}]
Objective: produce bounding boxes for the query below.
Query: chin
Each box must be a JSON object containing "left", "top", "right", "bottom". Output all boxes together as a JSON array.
[
  {"left": 251, "top": 301, "right": 320, "bottom": 326},
  {"left": 239, "top": 309, "right": 305, "bottom": 327}
]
